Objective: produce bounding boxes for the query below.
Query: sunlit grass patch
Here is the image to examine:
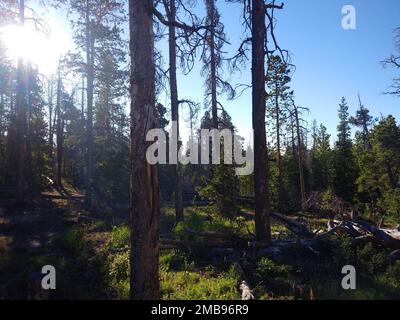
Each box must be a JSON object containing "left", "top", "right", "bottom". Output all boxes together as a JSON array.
[
  {"left": 107, "top": 224, "right": 130, "bottom": 249},
  {"left": 160, "top": 266, "right": 239, "bottom": 300},
  {"left": 54, "top": 228, "right": 85, "bottom": 254}
]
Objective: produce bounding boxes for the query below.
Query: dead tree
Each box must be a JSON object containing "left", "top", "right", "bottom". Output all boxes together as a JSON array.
[
  {"left": 286, "top": 96, "right": 309, "bottom": 212},
  {"left": 55, "top": 61, "right": 63, "bottom": 187},
  {"left": 129, "top": 0, "right": 160, "bottom": 300},
  {"left": 163, "top": 0, "right": 183, "bottom": 222},
  {"left": 201, "top": 0, "right": 234, "bottom": 129},
  {"left": 153, "top": 0, "right": 210, "bottom": 222},
  {"left": 293, "top": 104, "right": 306, "bottom": 211},
  {"left": 251, "top": 0, "right": 271, "bottom": 242},
  {"left": 227, "top": 0, "right": 287, "bottom": 242},
  {"left": 250, "top": 0, "right": 285, "bottom": 242},
  {"left": 84, "top": 0, "right": 95, "bottom": 209},
  {"left": 47, "top": 75, "right": 55, "bottom": 178},
  {"left": 382, "top": 27, "right": 400, "bottom": 96},
  {"left": 207, "top": 0, "right": 219, "bottom": 129},
  {"left": 15, "top": 0, "right": 27, "bottom": 204},
  {"left": 0, "top": 91, "right": 3, "bottom": 154}
]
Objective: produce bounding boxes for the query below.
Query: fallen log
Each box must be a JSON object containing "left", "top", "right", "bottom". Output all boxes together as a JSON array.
[
  {"left": 257, "top": 218, "right": 400, "bottom": 261},
  {"left": 160, "top": 238, "right": 237, "bottom": 248},
  {"left": 358, "top": 222, "right": 400, "bottom": 249},
  {"left": 271, "top": 212, "right": 314, "bottom": 238},
  {"left": 160, "top": 215, "right": 400, "bottom": 261},
  {"left": 234, "top": 263, "right": 255, "bottom": 300},
  {"left": 322, "top": 219, "right": 400, "bottom": 249},
  {"left": 241, "top": 211, "right": 314, "bottom": 238},
  {"left": 77, "top": 214, "right": 102, "bottom": 222},
  {"left": 343, "top": 220, "right": 400, "bottom": 249},
  {"left": 184, "top": 228, "right": 248, "bottom": 243},
  {"left": 387, "top": 249, "right": 400, "bottom": 263}
]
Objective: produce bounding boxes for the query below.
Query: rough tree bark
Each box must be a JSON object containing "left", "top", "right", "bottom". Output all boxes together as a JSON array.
[
  {"left": 166, "top": 0, "right": 184, "bottom": 222},
  {"left": 48, "top": 75, "right": 55, "bottom": 176},
  {"left": 129, "top": 0, "right": 160, "bottom": 300},
  {"left": 56, "top": 63, "right": 63, "bottom": 186},
  {"left": 81, "top": 77, "right": 85, "bottom": 120},
  {"left": 84, "top": 0, "right": 95, "bottom": 209},
  {"left": 15, "top": 0, "right": 26, "bottom": 204},
  {"left": 26, "top": 65, "right": 33, "bottom": 191},
  {"left": 252, "top": 0, "right": 271, "bottom": 242},
  {"left": 274, "top": 84, "right": 283, "bottom": 211},
  {"left": 294, "top": 105, "right": 306, "bottom": 211},
  {"left": 0, "top": 91, "right": 3, "bottom": 150},
  {"left": 207, "top": 0, "right": 218, "bottom": 129}
]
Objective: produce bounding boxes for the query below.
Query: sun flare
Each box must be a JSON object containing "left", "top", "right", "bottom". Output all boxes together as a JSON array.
[{"left": 0, "top": 19, "right": 72, "bottom": 75}]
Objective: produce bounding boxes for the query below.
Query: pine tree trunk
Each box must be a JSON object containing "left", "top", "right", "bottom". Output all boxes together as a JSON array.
[
  {"left": 85, "top": 0, "right": 95, "bottom": 208},
  {"left": 26, "top": 65, "right": 33, "bottom": 191},
  {"left": 0, "top": 92, "right": 4, "bottom": 154},
  {"left": 294, "top": 106, "right": 306, "bottom": 211},
  {"left": 15, "top": 0, "right": 26, "bottom": 204},
  {"left": 48, "top": 76, "right": 54, "bottom": 175},
  {"left": 81, "top": 77, "right": 85, "bottom": 120},
  {"left": 275, "top": 87, "right": 283, "bottom": 211},
  {"left": 129, "top": 0, "right": 160, "bottom": 300},
  {"left": 208, "top": 0, "right": 218, "bottom": 129},
  {"left": 385, "top": 159, "right": 398, "bottom": 189},
  {"left": 291, "top": 114, "right": 296, "bottom": 159},
  {"left": 56, "top": 64, "right": 63, "bottom": 187},
  {"left": 252, "top": 0, "right": 271, "bottom": 243},
  {"left": 167, "top": 0, "right": 183, "bottom": 222}
]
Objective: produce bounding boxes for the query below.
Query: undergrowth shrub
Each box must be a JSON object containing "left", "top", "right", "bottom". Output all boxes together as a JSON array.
[
  {"left": 160, "top": 265, "right": 239, "bottom": 300},
  {"left": 55, "top": 228, "right": 85, "bottom": 254},
  {"left": 160, "top": 249, "right": 194, "bottom": 271}
]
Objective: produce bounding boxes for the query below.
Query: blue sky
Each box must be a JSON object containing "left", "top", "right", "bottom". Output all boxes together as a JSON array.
[
  {"left": 170, "top": 0, "right": 400, "bottom": 143},
  {"left": 23, "top": 0, "right": 400, "bottom": 144},
  {"left": 269, "top": 0, "right": 400, "bottom": 140}
]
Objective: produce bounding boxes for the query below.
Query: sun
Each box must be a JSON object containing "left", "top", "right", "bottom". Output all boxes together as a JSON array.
[{"left": 0, "top": 18, "right": 72, "bottom": 75}]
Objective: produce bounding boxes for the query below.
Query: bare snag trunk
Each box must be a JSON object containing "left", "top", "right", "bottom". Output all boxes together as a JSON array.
[
  {"left": 129, "top": 0, "right": 160, "bottom": 300},
  {"left": 48, "top": 75, "right": 55, "bottom": 176},
  {"left": 16, "top": 0, "right": 26, "bottom": 204},
  {"left": 0, "top": 92, "right": 4, "bottom": 151},
  {"left": 294, "top": 105, "right": 306, "bottom": 211},
  {"left": 166, "top": 0, "right": 183, "bottom": 222},
  {"left": 208, "top": 0, "right": 218, "bottom": 129},
  {"left": 56, "top": 63, "right": 63, "bottom": 187},
  {"left": 275, "top": 87, "right": 283, "bottom": 211},
  {"left": 84, "top": 0, "right": 95, "bottom": 209},
  {"left": 252, "top": 0, "right": 271, "bottom": 243}
]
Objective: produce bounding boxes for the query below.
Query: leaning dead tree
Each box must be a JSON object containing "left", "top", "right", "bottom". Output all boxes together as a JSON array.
[{"left": 288, "top": 96, "right": 309, "bottom": 212}]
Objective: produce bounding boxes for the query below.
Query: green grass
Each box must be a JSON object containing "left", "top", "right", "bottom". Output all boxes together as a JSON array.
[
  {"left": 160, "top": 266, "right": 239, "bottom": 300},
  {"left": 104, "top": 250, "right": 130, "bottom": 299},
  {"left": 160, "top": 249, "right": 194, "bottom": 271},
  {"left": 100, "top": 206, "right": 400, "bottom": 300},
  {"left": 171, "top": 207, "right": 255, "bottom": 240},
  {"left": 108, "top": 224, "right": 130, "bottom": 249},
  {"left": 54, "top": 228, "right": 85, "bottom": 254}
]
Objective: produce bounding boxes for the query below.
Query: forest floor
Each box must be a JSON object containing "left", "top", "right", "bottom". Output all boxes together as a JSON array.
[
  {"left": 0, "top": 185, "right": 107, "bottom": 299},
  {"left": 1, "top": 185, "right": 400, "bottom": 300}
]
